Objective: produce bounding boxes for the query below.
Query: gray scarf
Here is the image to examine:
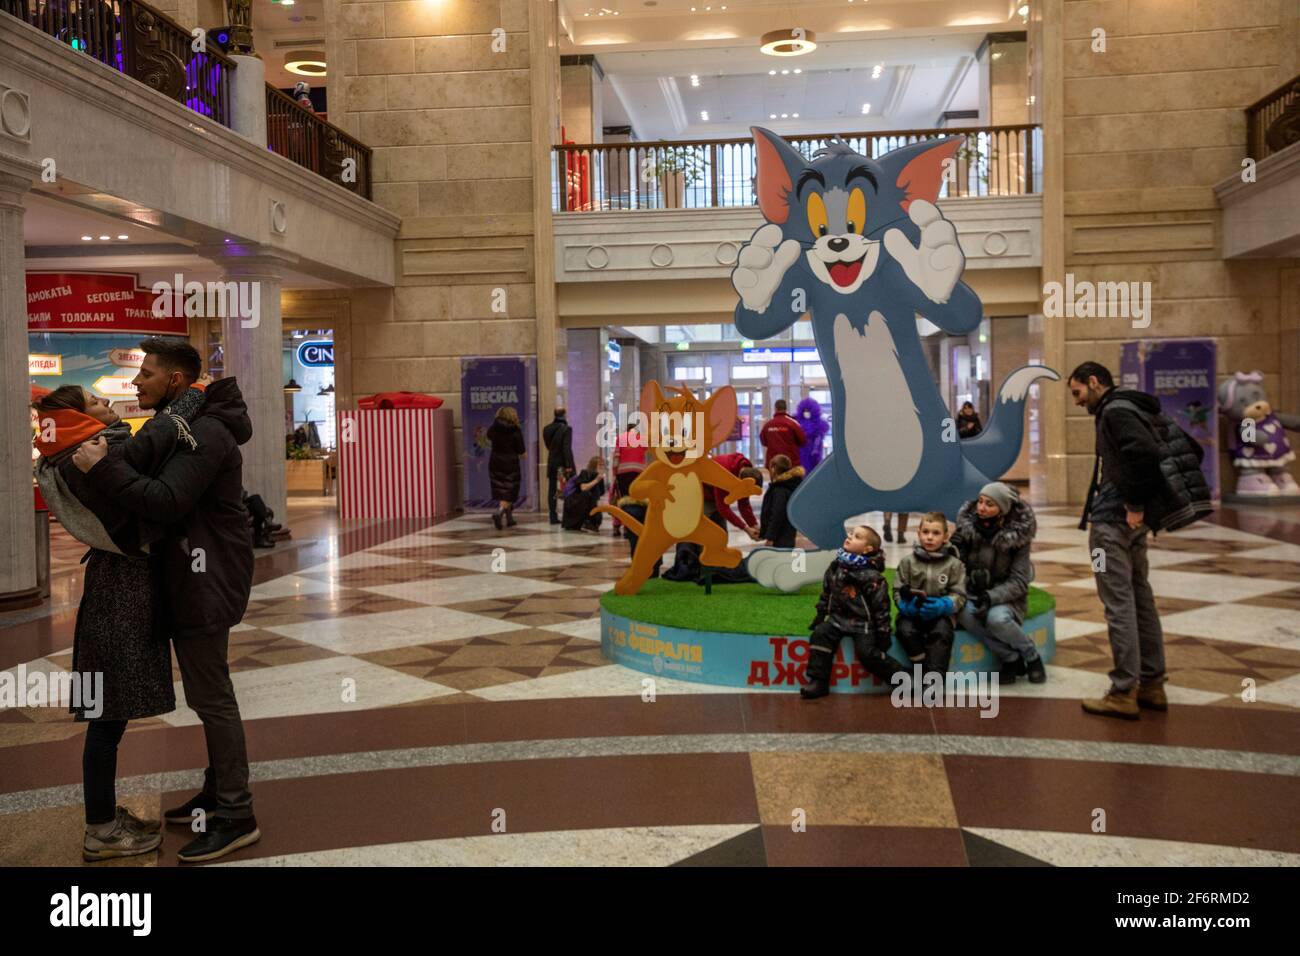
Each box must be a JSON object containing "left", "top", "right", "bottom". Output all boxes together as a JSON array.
[{"left": 36, "top": 422, "right": 134, "bottom": 555}]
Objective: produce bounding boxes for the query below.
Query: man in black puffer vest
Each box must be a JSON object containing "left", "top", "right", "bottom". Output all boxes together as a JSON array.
[{"left": 1069, "top": 361, "right": 1209, "bottom": 721}]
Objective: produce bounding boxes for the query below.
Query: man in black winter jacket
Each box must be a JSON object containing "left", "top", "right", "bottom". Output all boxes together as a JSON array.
[
  {"left": 543, "top": 407, "right": 575, "bottom": 524},
  {"left": 1069, "top": 361, "right": 1167, "bottom": 721},
  {"left": 802, "top": 525, "right": 904, "bottom": 699},
  {"left": 74, "top": 338, "right": 259, "bottom": 863}
]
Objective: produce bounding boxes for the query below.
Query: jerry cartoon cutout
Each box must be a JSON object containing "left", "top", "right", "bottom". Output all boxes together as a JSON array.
[{"left": 595, "top": 382, "right": 760, "bottom": 595}]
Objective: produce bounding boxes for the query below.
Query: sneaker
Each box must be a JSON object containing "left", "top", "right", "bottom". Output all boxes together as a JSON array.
[
  {"left": 164, "top": 791, "right": 219, "bottom": 826},
  {"left": 116, "top": 805, "right": 160, "bottom": 834},
  {"left": 1081, "top": 686, "right": 1139, "bottom": 721},
  {"left": 177, "top": 815, "right": 261, "bottom": 864},
  {"left": 800, "top": 680, "right": 830, "bottom": 700},
  {"left": 492, "top": 509, "right": 504, "bottom": 531},
  {"left": 83, "top": 818, "right": 161, "bottom": 862},
  {"left": 1137, "top": 681, "right": 1168, "bottom": 711}
]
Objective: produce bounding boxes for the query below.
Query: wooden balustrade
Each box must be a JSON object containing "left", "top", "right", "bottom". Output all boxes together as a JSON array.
[{"left": 266, "top": 85, "right": 372, "bottom": 199}]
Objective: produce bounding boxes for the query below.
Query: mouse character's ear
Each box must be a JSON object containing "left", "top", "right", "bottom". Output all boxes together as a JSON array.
[
  {"left": 640, "top": 380, "right": 667, "bottom": 418},
  {"left": 751, "top": 126, "right": 809, "bottom": 225},
  {"left": 879, "top": 135, "right": 964, "bottom": 214},
  {"left": 705, "top": 386, "right": 739, "bottom": 448}
]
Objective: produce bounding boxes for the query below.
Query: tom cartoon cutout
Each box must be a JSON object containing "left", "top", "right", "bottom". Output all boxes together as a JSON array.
[{"left": 733, "top": 128, "right": 1057, "bottom": 572}]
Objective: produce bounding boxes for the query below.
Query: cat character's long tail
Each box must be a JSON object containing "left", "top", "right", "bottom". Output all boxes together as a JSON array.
[
  {"left": 961, "top": 365, "right": 1061, "bottom": 481},
  {"left": 591, "top": 504, "right": 644, "bottom": 537}
]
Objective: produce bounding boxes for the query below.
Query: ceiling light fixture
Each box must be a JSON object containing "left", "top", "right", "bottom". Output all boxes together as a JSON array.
[
  {"left": 81, "top": 235, "right": 93, "bottom": 241},
  {"left": 700, "top": 110, "right": 709, "bottom": 121},
  {"left": 760, "top": 27, "right": 817, "bottom": 57},
  {"left": 861, "top": 103, "right": 871, "bottom": 114},
  {"left": 285, "top": 50, "right": 327, "bottom": 76},
  {"left": 98, "top": 235, "right": 110, "bottom": 240},
  {"left": 117, "top": 234, "right": 128, "bottom": 240}
]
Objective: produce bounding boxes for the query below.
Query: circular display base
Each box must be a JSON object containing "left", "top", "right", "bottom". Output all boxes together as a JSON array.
[{"left": 599, "top": 580, "right": 1056, "bottom": 694}]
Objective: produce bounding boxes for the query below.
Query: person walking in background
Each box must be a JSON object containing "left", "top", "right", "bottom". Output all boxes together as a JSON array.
[
  {"left": 759, "top": 454, "right": 803, "bottom": 548},
  {"left": 957, "top": 401, "right": 983, "bottom": 439},
  {"left": 486, "top": 406, "right": 526, "bottom": 530},
  {"left": 611, "top": 421, "right": 648, "bottom": 537},
  {"left": 1069, "top": 361, "right": 1199, "bottom": 720},
  {"left": 760, "top": 398, "right": 805, "bottom": 469},
  {"left": 794, "top": 396, "right": 829, "bottom": 473},
  {"left": 882, "top": 511, "right": 910, "bottom": 544},
  {"left": 73, "top": 338, "right": 259, "bottom": 863},
  {"left": 543, "top": 406, "right": 574, "bottom": 525}
]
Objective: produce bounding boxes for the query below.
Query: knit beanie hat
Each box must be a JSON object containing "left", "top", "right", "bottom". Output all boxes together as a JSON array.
[{"left": 979, "top": 481, "right": 1017, "bottom": 515}]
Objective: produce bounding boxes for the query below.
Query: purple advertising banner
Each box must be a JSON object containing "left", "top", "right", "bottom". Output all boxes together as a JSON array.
[
  {"left": 461, "top": 357, "right": 537, "bottom": 511},
  {"left": 1122, "top": 338, "right": 1219, "bottom": 501}
]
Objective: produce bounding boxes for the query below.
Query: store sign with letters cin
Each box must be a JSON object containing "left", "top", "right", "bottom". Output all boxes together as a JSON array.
[{"left": 297, "top": 340, "right": 334, "bottom": 367}]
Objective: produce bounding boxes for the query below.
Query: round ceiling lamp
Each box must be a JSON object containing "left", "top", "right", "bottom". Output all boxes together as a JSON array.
[
  {"left": 285, "top": 50, "right": 327, "bottom": 76},
  {"left": 760, "top": 27, "right": 816, "bottom": 56}
]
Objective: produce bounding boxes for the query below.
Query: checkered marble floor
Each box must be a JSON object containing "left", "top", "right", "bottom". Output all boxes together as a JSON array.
[{"left": 3, "top": 499, "right": 1299, "bottom": 867}]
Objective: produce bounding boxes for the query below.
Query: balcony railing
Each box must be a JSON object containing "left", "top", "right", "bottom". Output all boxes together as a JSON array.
[
  {"left": 2, "top": 0, "right": 234, "bottom": 125},
  {"left": 554, "top": 124, "right": 1040, "bottom": 212},
  {"left": 267, "top": 86, "right": 372, "bottom": 199},
  {"left": 2, "top": 0, "right": 372, "bottom": 199},
  {"left": 1247, "top": 75, "right": 1300, "bottom": 163}
]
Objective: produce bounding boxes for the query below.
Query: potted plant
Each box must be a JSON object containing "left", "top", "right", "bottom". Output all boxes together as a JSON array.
[{"left": 654, "top": 147, "right": 705, "bottom": 209}]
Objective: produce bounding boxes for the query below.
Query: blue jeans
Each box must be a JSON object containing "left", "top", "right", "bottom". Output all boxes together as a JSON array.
[{"left": 957, "top": 603, "right": 1039, "bottom": 664}]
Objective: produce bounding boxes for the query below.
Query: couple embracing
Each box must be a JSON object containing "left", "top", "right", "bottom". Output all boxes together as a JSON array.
[{"left": 33, "top": 338, "right": 259, "bottom": 864}]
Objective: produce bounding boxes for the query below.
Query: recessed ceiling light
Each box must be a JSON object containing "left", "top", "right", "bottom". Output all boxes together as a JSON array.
[
  {"left": 768, "top": 69, "right": 776, "bottom": 75},
  {"left": 781, "top": 113, "right": 788, "bottom": 118},
  {"left": 769, "top": 113, "right": 776, "bottom": 119},
  {"left": 81, "top": 235, "right": 93, "bottom": 241},
  {"left": 793, "top": 68, "right": 801, "bottom": 74},
  {"left": 861, "top": 103, "right": 871, "bottom": 114},
  {"left": 700, "top": 110, "right": 709, "bottom": 121},
  {"left": 792, "top": 113, "right": 799, "bottom": 118},
  {"left": 1018, "top": 3, "right": 1029, "bottom": 15},
  {"left": 99, "top": 235, "right": 110, "bottom": 240},
  {"left": 117, "top": 234, "right": 129, "bottom": 240},
  {"left": 690, "top": 74, "right": 699, "bottom": 86},
  {"left": 781, "top": 69, "right": 789, "bottom": 74}
]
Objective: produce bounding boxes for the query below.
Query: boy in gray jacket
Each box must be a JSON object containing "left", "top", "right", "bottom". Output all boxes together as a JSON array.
[{"left": 894, "top": 512, "right": 967, "bottom": 677}]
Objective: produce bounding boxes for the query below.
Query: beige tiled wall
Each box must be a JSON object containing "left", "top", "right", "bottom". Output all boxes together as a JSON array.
[
  {"left": 326, "top": 0, "right": 545, "bottom": 500},
  {"left": 1058, "top": 0, "right": 1298, "bottom": 501}
]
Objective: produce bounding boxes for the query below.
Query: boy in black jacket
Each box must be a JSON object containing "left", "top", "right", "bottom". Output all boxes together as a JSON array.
[{"left": 802, "top": 525, "right": 904, "bottom": 699}]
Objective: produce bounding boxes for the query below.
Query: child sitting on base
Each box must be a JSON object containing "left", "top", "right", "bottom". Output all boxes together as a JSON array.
[
  {"left": 894, "top": 511, "right": 967, "bottom": 677},
  {"left": 802, "top": 525, "right": 903, "bottom": 700}
]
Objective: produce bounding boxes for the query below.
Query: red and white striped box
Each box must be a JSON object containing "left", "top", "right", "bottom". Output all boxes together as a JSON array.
[{"left": 337, "top": 407, "right": 456, "bottom": 519}]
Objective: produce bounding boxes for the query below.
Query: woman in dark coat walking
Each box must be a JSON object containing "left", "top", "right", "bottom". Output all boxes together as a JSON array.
[
  {"left": 486, "top": 406, "right": 527, "bottom": 529},
  {"left": 957, "top": 401, "right": 983, "bottom": 439},
  {"left": 33, "top": 382, "right": 204, "bottom": 861}
]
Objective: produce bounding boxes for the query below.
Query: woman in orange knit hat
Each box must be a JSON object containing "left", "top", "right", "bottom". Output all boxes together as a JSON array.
[{"left": 32, "top": 381, "right": 205, "bottom": 862}]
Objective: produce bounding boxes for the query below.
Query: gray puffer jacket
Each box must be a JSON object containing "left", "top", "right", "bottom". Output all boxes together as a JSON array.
[
  {"left": 950, "top": 498, "right": 1036, "bottom": 622},
  {"left": 894, "top": 543, "right": 967, "bottom": 613}
]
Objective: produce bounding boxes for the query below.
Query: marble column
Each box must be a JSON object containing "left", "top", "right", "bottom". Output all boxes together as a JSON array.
[
  {"left": 198, "top": 246, "right": 296, "bottom": 526},
  {"left": 229, "top": 54, "right": 268, "bottom": 148},
  {"left": 0, "top": 152, "right": 41, "bottom": 608}
]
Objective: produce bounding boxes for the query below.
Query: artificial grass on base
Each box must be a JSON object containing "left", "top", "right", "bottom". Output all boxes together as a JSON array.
[{"left": 599, "top": 570, "right": 1056, "bottom": 636}]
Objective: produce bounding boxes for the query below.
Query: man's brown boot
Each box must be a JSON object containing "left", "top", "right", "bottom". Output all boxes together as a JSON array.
[
  {"left": 1081, "top": 686, "right": 1140, "bottom": 720},
  {"left": 1137, "top": 681, "right": 1168, "bottom": 711}
]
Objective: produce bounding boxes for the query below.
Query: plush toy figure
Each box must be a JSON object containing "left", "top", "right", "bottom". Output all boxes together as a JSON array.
[
  {"left": 794, "top": 395, "right": 828, "bottom": 472},
  {"left": 1218, "top": 370, "right": 1300, "bottom": 496}
]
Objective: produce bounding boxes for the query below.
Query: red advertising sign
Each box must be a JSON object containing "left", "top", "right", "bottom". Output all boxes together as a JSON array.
[{"left": 26, "top": 272, "right": 187, "bottom": 336}]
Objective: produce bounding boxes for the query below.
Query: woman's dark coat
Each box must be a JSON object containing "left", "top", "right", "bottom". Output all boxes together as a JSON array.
[{"left": 486, "top": 419, "right": 526, "bottom": 503}]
